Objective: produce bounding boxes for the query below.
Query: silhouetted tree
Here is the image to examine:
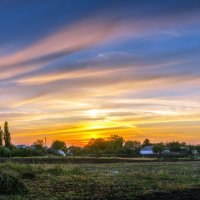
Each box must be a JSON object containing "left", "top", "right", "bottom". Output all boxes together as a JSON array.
[
  {"left": 167, "top": 141, "right": 186, "bottom": 152},
  {"left": 153, "top": 143, "right": 164, "bottom": 154},
  {"left": 51, "top": 140, "right": 67, "bottom": 152},
  {"left": 142, "top": 139, "right": 151, "bottom": 147},
  {"left": 86, "top": 138, "right": 106, "bottom": 152},
  {"left": 68, "top": 146, "right": 82, "bottom": 155},
  {"left": 124, "top": 141, "right": 141, "bottom": 149},
  {"left": 4, "top": 121, "right": 11, "bottom": 147},
  {"left": 0, "top": 126, "right": 3, "bottom": 146},
  {"left": 33, "top": 139, "right": 44, "bottom": 150},
  {"left": 85, "top": 135, "right": 125, "bottom": 154},
  {"left": 123, "top": 140, "right": 141, "bottom": 155},
  {"left": 106, "top": 135, "right": 124, "bottom": 153}
]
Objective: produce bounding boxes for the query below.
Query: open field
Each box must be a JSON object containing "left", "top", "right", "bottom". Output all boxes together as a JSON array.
[
  {"left": 0, "top": 161, "right": 199, "bottom": 200},
  {"left": 0, "top": 156, "right": 199, "bottom": 164}
]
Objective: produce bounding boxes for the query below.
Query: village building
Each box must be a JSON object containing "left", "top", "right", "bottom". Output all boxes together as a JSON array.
[{"left": 140, "top": 146, "right": 154, "bottom": 155}]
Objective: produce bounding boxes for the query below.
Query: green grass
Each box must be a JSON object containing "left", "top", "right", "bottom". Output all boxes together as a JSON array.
[{"left": 0, "top": 161, "right": 199, "bottom": 199}]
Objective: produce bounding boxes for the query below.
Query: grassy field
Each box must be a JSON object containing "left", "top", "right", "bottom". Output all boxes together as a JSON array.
[
  {"left": 0, "top": 156, "right": 199, "bottom": 164},
  {"left": 0, "top": 161, "right": 199, "bottom": 199}
]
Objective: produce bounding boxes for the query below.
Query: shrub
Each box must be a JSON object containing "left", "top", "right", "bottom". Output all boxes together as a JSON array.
[
  {"left": 0, "top": 172, "right": 28, "bottom": 194},
  {"left": 0, "top": 146, "right": 11, "bottom": 157},
  {"left": 11, "top": 148, "right": 33, "bottom": 157}
]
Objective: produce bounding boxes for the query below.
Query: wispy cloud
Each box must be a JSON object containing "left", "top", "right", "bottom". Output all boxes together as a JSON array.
[{"left": 0, "top": 0, "right": 200, "bottom": 145}]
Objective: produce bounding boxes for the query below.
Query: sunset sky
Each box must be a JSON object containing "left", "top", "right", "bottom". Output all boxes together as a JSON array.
[{"left": 1, "top": 0, "right": 200, "bottom": 146}]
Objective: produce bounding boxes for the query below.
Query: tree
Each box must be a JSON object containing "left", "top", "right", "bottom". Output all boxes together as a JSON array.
[
  {"left": 123, "top": 140, "right": 141, "bottom": 155},
  {"left": 86, "top": 138, "right": 106, "bottom": 152},
  {"left": 0, "top": 126, "right": 3, "bottom": 146},
  {"left": 142, "top": 139, "right": 151, "bottom": 147},
  {"left": 86, "top": 135, "right": 125, "bottom": 154},
  {"left": 167, "top": 141, "right": 185, "bottom": 152},
  {"left": 4, "top": 121, "right": 11, "bottom": 148},
  {"left": 153, "top": 143, "right": 164, "bottom": 154},
  {"left": 107, "top": 135, "right": 124, "bottom": 153},
  {"left": 124, "top": 141, "right": 141, "bottom": 149},
  {"left": 33, "top": 139, "right": 44, "bottom": 150},
  {"left": 68, "top": 146, "right": 82, "bottom": 155},
  {"left": 0, "top": 146, "right": 11, "bottom": 157},
  {"left": 51, "top": 140, "right": 67, "bottom": 152}
]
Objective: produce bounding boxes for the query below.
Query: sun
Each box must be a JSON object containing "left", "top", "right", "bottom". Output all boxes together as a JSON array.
[
  {"left": 88, "top": 110, "right": 98, "bottom": 117},
  {"left": 91, "top": 134, "right": 97, "bottom": 139}
]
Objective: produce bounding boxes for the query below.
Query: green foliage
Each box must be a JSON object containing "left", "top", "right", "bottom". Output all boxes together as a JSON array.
[
  {"left": 33, "top": 139, "right": 45, "bottom": 151},
  {"left": 153, "top": 143, "right": 164, "bottom": 154},
  {"left": 68, "top": 146, "right": 82, "bottom": 155},
  {"left": 0, "top": 161, "right": 199, "bottom": 199},
  {"left": 106, "top": 135, "right": 124, "bottom": 153},
  {"left": 0, "top": 146, "right": 11, "bottom": 157},
  {"left": 123, "top": 141, "right": 141, "bottom": 156},
  {"left": 51, "top": 140, "right": 67, "bottom": 152},
  {"left": 0, "top": 172, "right": 28, "bottom": 194},
  {"left": 47, "top": 165, "right": 64, "bottom": 176},
  {"left": 0, "top": 127, "right": 3, "bottom": 146},
  {"left": 46, "top": 165, "right": 85, "bottom": 176},
  {"left": 4, "top": 121, "right": 11, "bottom": 148},
  {"left": 33, "top": 139, "right": 44, "bottom": 147},
  {"left": 11, "top": 148, "right": 45, "bottom": 157},
  {"left": 87, "top": 138, "right": 106, "bottom": 152},
  {"left": 142, "top": 139, "right": 151, "bottom": 147},
  {"left": 124, "top": 141, "right": 141, "bottom": 149},
  {"left": 21, "top": 169, "right": 36, "bottom": 180},
  {"left": 67, "top": 167, "right": 85, "bottom": 175},
  {"left": 86, "top": 135, "right": 124, "bottom": 154},
  {"left": 167, "top": 141, "right": 186, "bottom": 152},
  {"left": 0, "top": 146, "right": 46, "bottom": 157}
]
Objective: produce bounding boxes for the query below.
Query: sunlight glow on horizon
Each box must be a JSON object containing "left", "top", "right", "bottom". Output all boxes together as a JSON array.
[{"left": 1, "top": 0, "right": 200, "bottom": 146}]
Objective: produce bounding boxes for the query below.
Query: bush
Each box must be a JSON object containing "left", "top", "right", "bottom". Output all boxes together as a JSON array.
[
  {"left": 11, "top": 148, "right": 33, "bottom": 157},
  {"left": 0, "top": 146, "right": 11, "bottom": 157},
  {"left": 10, "top": 148, "right": 45, "bottom": 157},
  {"left": 0, "top": 172, "right": 28, "bottom": 194}
]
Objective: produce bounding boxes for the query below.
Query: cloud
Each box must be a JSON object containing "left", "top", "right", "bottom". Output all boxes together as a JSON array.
[
  {"left": 1, "top": 0, "right": 200, "bottom": 80},
  {"left": 1, "top": 0, "right": 200, "bottom": 145}
]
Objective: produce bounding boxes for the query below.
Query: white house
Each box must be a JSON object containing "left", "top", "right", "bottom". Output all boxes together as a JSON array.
[
  {"left": 57, "top": 149, "right": 66, "bottom": 156},
  {"left": 162, "top": 147, "right": 170, "bottom": 154},
  {"left": 140, "top": 146, "right": 154, "bottom": 155}
]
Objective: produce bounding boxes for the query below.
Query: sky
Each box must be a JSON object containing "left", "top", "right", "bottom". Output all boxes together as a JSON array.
[{"left": 0, "top": 0, "right": 200, "bottom": 146}]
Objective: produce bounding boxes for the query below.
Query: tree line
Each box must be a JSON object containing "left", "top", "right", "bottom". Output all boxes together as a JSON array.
[{"left": 0, "top": 122, "right": 199, "bottom": 157}]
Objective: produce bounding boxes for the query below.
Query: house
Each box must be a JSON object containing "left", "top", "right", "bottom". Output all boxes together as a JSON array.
[
  {"left": 16, "top": 145, "right": 29, "bottom": 149},
  {"left": 140, "top": 146, "right": 154, "bottom": 155},
  {"left": 162, "top": 147, "right": 170, "bottom": 154},
  {"left": 191, "top": 149, "right": 198, "bottom": 155},
  {"left": 30, "top": 145, "right": 37, "bottom": 150},
  {"left": 57, "top": 149, "right": 66, "bottom": 156}
]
